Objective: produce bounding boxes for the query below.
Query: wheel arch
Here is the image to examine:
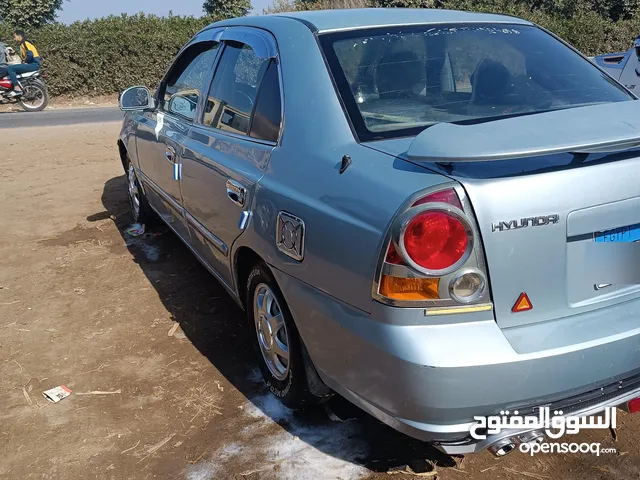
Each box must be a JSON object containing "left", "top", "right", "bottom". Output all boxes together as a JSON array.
[
  {"left": 234, "top": 246, "right": 264, "bottom": 310},
  {"left": 117, "top": 139, "right": 128, "bottom": 174}
]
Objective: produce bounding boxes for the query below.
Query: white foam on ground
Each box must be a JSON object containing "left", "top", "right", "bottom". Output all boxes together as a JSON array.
[
  {"left": 188, "top": 392, "right": 370, "bottom": 480},
  {"left": 186, "top": 443, "right": 243, "bottom": 480}
]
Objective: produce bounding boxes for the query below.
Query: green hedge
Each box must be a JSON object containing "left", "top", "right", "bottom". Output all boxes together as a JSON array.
[
  {"left": 3, "top": 7, "right": 640, "bottom": 97},
  {"left": 0, "top": 14, "right": 211, "bottom": 96}
]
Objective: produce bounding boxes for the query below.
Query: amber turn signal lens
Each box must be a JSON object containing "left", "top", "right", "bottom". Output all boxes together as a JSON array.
[{"left": 380, "top": 275, "right": 440, "bottom": 300}]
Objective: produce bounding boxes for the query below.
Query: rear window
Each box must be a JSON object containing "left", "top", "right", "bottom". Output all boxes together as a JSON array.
[{"left": 319, "top": 24, "right": 634, "bottom": 141}]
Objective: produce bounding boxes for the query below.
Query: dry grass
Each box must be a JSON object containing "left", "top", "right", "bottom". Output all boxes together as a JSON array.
[{"left": 184, "top": 384, "right": 223, "bottom": 424}]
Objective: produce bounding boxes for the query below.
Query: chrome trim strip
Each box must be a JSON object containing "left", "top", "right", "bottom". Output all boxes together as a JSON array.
[
  {"left": 239, "top": 211, "right": 252, "bottom": 231},
  {"left": 424, "top": 304, "right": 493, "bottom": 316},
  {"left": 185, "top": 211, "right": 229, "bottom": 257}
]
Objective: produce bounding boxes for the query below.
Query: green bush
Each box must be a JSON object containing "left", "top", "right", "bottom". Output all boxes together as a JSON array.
[
  {"left": 4, "top": 5, "right": 640, "bottom": 97},
  {"left": 0, "top": 14, "right": 211, "bottom": 96}
]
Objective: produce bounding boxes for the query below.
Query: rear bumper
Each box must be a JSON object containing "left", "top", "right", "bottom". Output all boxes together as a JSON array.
[{"left": 271, "top": 268, "right": 640, "bottom": 454}]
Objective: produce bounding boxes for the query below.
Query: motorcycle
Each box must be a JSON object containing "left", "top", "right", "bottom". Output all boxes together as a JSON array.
[{"left": 0, "top": 70, "right": 49, "bottom": 112}]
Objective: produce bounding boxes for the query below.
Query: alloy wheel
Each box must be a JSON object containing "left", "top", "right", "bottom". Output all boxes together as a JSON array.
[{"left": 253, "top": 283, "right": 290, "bottom": 381}]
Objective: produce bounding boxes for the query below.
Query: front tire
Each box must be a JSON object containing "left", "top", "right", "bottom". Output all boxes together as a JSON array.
[
  {"left": 18, "top": 80, "right": 49, "bottom": 112},
  {"left": 127, "top": 161, "right": 155, "bottom": 225},
  {"left": 246, "top": 263, "right": 317, "bottom": 409}
]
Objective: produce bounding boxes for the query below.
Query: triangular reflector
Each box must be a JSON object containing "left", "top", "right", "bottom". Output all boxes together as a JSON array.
[{"left": 512, "top": 292, "right": 532, "bottom": 313}]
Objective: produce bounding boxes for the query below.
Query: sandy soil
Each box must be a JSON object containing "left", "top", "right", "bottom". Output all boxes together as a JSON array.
[{"left": 0, "top": 122, "right": 638, "bottom": 480}]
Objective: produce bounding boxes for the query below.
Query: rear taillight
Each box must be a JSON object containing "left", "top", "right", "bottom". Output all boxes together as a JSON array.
[
  {"left": 375, "top": 185, "right": 491, "bottom": 309},
  {"left": 628, "top": 397, "right": 640, "bottom": 413},
  {"left": 403, "top": 211, "right": 469, "bottom": 271}
]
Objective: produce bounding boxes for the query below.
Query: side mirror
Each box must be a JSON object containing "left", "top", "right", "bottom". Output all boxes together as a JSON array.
[{"left": 119, "top": 86, "right": 156, "bottom": 111}]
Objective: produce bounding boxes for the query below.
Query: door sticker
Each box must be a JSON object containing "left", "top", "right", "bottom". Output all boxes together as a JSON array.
[{"left": 155, "top": 112, "right": 165, "bottom": 140}]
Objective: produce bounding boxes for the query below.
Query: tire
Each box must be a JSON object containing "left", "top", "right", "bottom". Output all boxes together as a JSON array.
[
  {"left": 246, "top": 262, "right": 318, "bottom": 409},
  {"left": 18, "top": 79, "right": 49, "bottom": 112},
  {"left": 126, "top": 160, "right": 156, "bottom": 225}
]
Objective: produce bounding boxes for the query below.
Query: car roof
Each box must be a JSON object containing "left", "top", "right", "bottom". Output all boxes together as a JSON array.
[{"left": 268, "top": 8, "right": 532, "bottom": 33}]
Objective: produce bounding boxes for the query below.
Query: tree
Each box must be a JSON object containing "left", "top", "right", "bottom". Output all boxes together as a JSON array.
[
  {"left": 203, "top": 0, "right": 252, "bottom": 19},
  {"left": 0, "top": 0, "right": 66, "bottom": 28}
]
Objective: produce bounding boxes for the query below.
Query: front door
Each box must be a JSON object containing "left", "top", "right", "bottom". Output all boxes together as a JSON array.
[
  {"left": 181, "top": 33, "right": 283, "bottom": 288},
  {"left": 135, "top": 41, "right": 220, "bottom": 239}
]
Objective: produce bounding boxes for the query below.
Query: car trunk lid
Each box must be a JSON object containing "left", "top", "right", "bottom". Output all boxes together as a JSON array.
[{"left": 364, "top": 100, "right": 640, "bottom": 328}]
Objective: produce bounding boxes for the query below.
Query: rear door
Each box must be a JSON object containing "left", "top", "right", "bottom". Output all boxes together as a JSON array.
[
  {"left": 180, "top": 28, "right": 282, "bottom": 287},
  {"left": 135, "top": 39, "right": 221, "bottom": 239}
]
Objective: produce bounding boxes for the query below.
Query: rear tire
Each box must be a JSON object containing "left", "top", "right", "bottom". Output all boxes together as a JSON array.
[
  {"left": 246, "top": 262, "right": 318, "bottom": 409},
  {"left": 126, "top": 160, "right": 156, "bottom": 225},
  {"left": 18, "top": 80, "right": 49, "bottom": 112}
]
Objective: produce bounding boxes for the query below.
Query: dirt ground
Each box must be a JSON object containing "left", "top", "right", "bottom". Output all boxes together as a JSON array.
[{"left": 1, "top": 122, "right": 639, "bottom": 480}]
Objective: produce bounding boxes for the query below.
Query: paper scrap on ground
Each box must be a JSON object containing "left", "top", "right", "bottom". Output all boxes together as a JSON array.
[{"left": 43, "top": 385, "right": 72, "bottom": 403}]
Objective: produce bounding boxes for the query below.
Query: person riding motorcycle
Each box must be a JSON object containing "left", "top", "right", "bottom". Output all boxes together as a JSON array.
[{"left": 7, "top": 29, "right": 40, "bottom": 98}]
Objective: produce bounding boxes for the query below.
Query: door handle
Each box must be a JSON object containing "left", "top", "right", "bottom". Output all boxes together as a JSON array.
[
  {"left": 165, "top": 146, "right": 176, "bottom": 163},
  {"left": 226, "top": 180, "right": 246, "bottom": 207}
]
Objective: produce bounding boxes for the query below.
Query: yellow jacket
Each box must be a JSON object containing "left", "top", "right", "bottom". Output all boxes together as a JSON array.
[{"left": 20, "top": 41, "right": 40, "bottom": 63}]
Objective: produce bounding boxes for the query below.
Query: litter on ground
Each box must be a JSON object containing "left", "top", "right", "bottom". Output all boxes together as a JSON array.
[
  {"left": 43, "top": 385, "right": 72, "bottom": 403},
  {"left": 125, "top": 224, "right": 145, "bottom": 237}
]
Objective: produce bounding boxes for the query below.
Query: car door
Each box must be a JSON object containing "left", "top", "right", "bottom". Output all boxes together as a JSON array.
[
  {"left": 135, "top": 39, "right": 221, "bottom": 239},
  {"left": 181, "top": 29, "right": 282, "bottom": 288}
]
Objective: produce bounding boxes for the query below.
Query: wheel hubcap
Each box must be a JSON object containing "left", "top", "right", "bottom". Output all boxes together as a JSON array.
[
  {"left": 128, "top": 164, "right": 140, "bottom": 219},
  {"left": 253, "top": 283, "right": 290, "bottom": 380}
]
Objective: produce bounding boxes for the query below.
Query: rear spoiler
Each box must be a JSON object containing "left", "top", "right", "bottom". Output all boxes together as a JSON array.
[{"left": 407, "top": 100, "right": 640, "bottom": 163}]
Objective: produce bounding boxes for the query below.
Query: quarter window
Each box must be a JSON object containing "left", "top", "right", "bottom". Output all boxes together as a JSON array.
[
  {"left": 203, "top": 41, "right": 269, "bottom": 135},
  {"left": 161, "top": 42, "right": 219, "bottom": 121},
  {"left": 249, "top": 59, "right": 282, "bottom": 142}
]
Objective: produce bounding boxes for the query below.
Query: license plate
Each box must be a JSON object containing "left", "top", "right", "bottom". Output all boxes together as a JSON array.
[{"left": 594, "top": 224, "right": 640, "bottom": 242}]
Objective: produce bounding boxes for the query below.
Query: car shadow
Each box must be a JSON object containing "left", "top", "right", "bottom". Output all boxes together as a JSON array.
[{"left": 94, "top": 173, "right": 459, "bottom": 475}]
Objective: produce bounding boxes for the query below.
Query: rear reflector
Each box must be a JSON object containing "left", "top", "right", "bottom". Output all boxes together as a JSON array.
[
  {"left": 628, "top": 397, "right": 640, "bottom": 413},
  {"left": 385, "top": 242, "right": 404, "bottom": 265},
  {"left": 512, "top": 292, "right": 533, "bottom": 313},
  {"left": 379, "top": 275, "right": 440, "bottom": 300}
]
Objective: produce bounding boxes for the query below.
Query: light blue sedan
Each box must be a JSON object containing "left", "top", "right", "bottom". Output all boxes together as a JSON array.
[{"left": 118, "top": 8, "right": 640, "bottom": 457}]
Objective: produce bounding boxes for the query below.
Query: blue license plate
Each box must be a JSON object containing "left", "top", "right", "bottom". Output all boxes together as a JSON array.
[{"left": 594, "top": 224, "right": 640, "bottom": 242}]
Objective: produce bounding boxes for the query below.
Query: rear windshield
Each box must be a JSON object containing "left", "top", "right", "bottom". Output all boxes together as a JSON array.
[{"left": 319, "top": 24, "right": 634, "bottom": 141}]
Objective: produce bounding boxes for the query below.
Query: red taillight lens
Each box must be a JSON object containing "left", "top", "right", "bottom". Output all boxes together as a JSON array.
[
  {"left": 628, "top": 397, "right": 640, "bottom": 413},
  {"left": 412, "top": 189, "right": 462, "bottom": 209},
  {"left": 385, "top": 242, "right": 403, "bottom": 265},
  {"left": 403, "top": 211, "right": 469, "bottom": 271}
]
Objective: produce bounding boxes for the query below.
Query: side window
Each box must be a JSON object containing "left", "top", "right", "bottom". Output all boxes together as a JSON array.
[
  {"left": 202, "top": 41, "right": 269, "bottom": 135},
  {"left": 161, "top": 42, "right": 219, "bottom": 121},
  {"left": 249, "top": 59, "right": 282, "bottom": 142}
]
